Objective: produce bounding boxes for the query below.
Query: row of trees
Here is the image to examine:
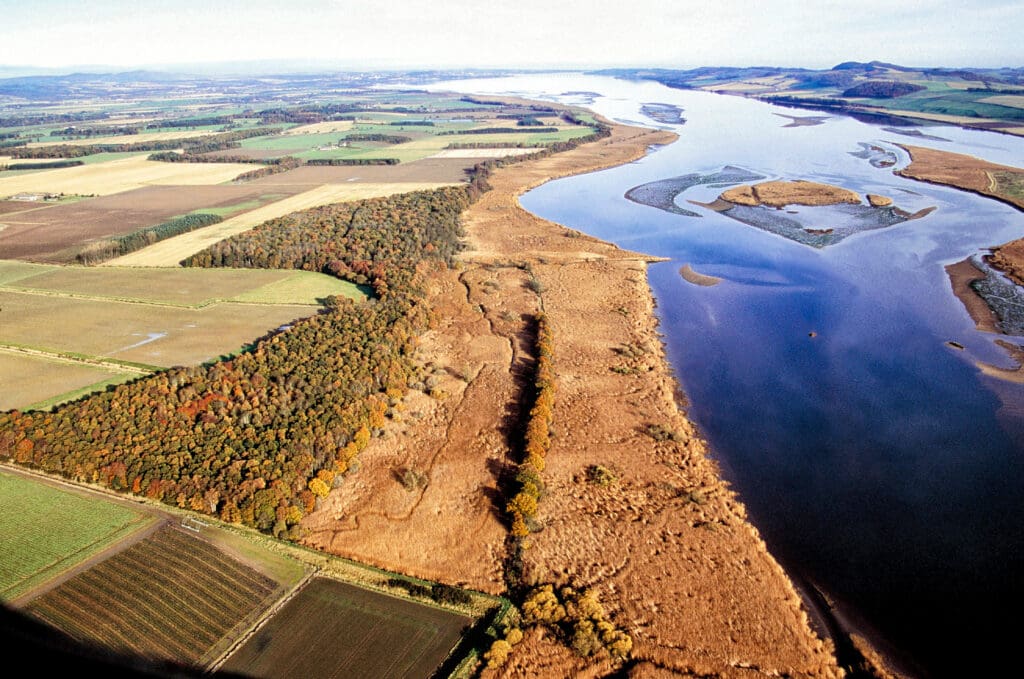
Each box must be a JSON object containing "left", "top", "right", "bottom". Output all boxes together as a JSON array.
[{"left": 506, "top": 313, "right": 555, "bottom": 539}]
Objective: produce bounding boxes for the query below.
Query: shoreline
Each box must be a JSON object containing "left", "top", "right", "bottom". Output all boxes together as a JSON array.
[
  {"left": 303, "top": 104, "right": 892, "bottom": 676},
  {"left": 459, "top": 116, "right": 851, "bottom": 675}
]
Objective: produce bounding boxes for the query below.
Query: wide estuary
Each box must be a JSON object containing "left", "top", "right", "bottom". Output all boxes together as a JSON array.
[{"left": 431, "top": 74, "right": 1024, "bottom": 677}]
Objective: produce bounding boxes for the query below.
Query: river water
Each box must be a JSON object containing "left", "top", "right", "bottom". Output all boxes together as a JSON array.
[{"left": 428, "top": 74, "right": 1024, "bottom": 677}]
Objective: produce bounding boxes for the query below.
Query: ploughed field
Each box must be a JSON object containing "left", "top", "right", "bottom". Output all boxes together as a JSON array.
[
  {"left": 221, "top": 577, "right": 472, "bottom": 679},
  {"left": 24, "top": 525, "right": 281, "bottom": 666}
]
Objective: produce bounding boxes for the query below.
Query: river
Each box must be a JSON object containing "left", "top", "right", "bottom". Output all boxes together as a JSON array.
[{"left": 428, "top": 73, "right": 1024, "bottom": 678}]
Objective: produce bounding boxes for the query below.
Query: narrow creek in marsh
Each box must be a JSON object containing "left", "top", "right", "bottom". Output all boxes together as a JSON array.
[{"left": 429, "top": 73, "right": 1024, "bottom": 678}]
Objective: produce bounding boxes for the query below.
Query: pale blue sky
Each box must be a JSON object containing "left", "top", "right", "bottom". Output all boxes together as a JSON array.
[{"left": 0, "top": 0, "right": 1020, "bottom": 71}]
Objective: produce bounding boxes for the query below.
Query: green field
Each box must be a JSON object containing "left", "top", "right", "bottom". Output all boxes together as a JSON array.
[
  {"left": 188, "top": 193, "right": 285, "bottom": 218},
  {"left": 0, "top": 471, "right": 151, "bottom": 600},
  {"left": 25, "top": 525, "right": 284, "bottom": 666},
  {"left": 222, "top": 577, "right": 472, "bottom": 679}
]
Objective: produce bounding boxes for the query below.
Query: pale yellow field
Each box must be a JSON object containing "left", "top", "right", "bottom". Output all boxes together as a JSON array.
[
  {"left": 282, "top": 121, "right": 354, "bottom": 135},
  {"left": 104, "top": 181, "right": 457, "bottom": 266},
  {"left": 0, "top": 155, "right": 252, "bottom": 197},
  {"left": 979, "top": 95, "right": 1024, "bottom": 110},
  {"left": 30, "top": 130, "right": 219, "bottom": 147},
  {"left": 429, "top": 148, "right": 541, "bottom": 158}
]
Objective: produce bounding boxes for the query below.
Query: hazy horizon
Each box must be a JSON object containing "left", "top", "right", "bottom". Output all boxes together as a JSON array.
[{"left": 0, "top": 0, "right": 1020, "bottom": 74}]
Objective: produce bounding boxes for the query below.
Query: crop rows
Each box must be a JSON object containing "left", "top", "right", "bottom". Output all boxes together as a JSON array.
[{"left": 25, "top": 526, "right": 279, "bottom": 664}]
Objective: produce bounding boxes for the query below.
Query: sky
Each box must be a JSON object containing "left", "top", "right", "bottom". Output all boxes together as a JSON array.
[{"left": 0, "top": 0, "right": 1020, "bottom": 72}]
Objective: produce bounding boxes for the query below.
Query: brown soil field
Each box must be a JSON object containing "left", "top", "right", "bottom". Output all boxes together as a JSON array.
[
  {"left": 721, "top": 180, "right": 863, "bottom": 208},
  {"left": 0, "top": 184, "right": 304, "bottom": 262},
  {"left": 302, "top": 119, "right": 848, "bottom": 676},
  {"left": 0, "top": 200, "right": 41, "bottom": 216},
  {"left": 24, "top": 525, "right": 281, "bottom": 666},
  {"left": 221, "top": 577, "right": 471, "bottom": 679}
]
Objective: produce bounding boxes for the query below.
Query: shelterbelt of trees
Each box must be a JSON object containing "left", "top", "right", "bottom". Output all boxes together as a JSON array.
[{"left": 0, "top": 115, "right": 610, "bottom": 538}]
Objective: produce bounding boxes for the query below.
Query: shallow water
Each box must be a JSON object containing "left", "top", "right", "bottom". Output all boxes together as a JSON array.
[{"left": 428, "top": 73, "right": 1024, "bottom": 677}]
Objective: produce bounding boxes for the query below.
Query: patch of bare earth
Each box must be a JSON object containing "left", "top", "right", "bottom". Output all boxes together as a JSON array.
[{"left": 302, "top": 119, "right": 844, "bottom": 676}]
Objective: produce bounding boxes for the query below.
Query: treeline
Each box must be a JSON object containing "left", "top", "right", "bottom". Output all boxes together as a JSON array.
[
  {"left": 439, "top": 127, "right": 559, "bottom": 136},
  {"left": 257, "top": 104, "right": 377, "bottom": 125},
  {"left": 0, "top": 140, "right": 28, "bottom": 149},
  {"left": 0, "top": 111, "right": 110, "bottom": 129},
  {"left": 234, "top": 156, "right": 303, "bottom": 182},
  {"left": 444, "top": 141, "right": 545, "bottom": 149},
  {"left": 3, "top": 160, "right": 84, "bottom": 170},
  {"left": 51, "top": 126, "right": 141, "bottom": 138},
  {"left": 75, "top": 213, "right": 223, "bottom": 265},
  {"left": 506, "top": 313, "right": 554, "bottom": 538},
  {"left": 389, "top": 120, "right": 434, "bottom": 126},
  {"left": 340, "top": 133, "right": 411, "bottom": 144},
  {"left": 0, "top": 187, "right": 469, "bottom": 538},
  {"left": 305, "top": 158, "right": 399, "bottom": 166},
  {"left": 9, "top": 127, "right": 280, "bottom": 159},
  {"left": 145, "top": 116, "right": 236, "bottom": 129}
]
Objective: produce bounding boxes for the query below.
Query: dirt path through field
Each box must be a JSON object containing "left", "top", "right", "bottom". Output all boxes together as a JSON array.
[{"left": 303, "top": 119, "right": 847, "bottom": 676}]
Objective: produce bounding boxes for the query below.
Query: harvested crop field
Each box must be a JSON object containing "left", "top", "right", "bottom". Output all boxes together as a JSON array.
[
  {"left": 0, "top": 291, "right": 320, "bottom": 367},
  {"left": 0, "top": 470, "right": 151, "bottom": 601},
  {"left": 31, "top": 129, "right": 219, "bottom": 147},
  {"left": 281, "top": 121, "right": 354, "bottom": 135},
  {"left": 0, "top": 262, "right": 360, "bottom": 307},
  {"left": 106, "top": 182, "right": 457, "bottom": 266},
  {"left": 0, "top": 184, "right": 306, "bottom": 262},
  {"left": 24, "top": 525, "right": 281, "bottom": 666},
  {"left": 0, "top": 155, "right": 252, "bottom": 197},
  {"left": 221, "top": 577, "right": 471, "bottom": 679},
  {"left": 0, "top": 350, "right": 129, "bottom": 411}
]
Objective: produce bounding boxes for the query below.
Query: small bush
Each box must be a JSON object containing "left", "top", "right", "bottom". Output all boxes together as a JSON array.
[{"left": 586, "top": 464, "right": 617, "bottom": 487}]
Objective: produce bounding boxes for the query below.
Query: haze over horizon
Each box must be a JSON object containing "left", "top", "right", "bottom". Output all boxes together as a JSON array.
[{"left": 0, "top": 0, "right": 1020, "bottom": 74}]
